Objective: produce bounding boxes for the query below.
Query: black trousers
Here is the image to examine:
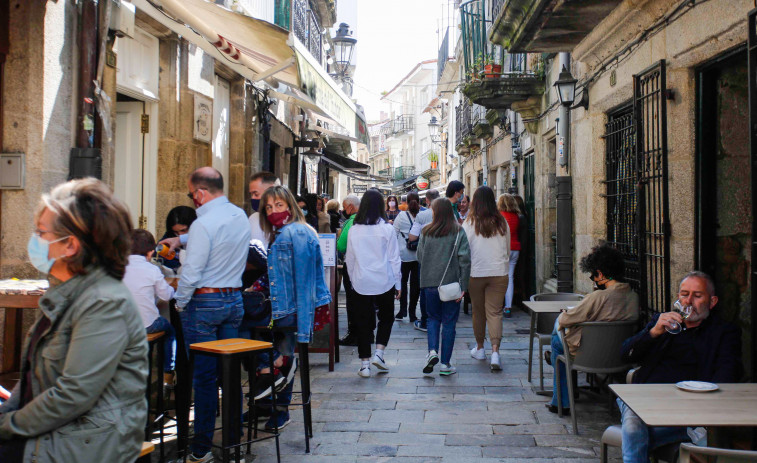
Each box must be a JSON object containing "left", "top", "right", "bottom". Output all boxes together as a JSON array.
[
  {"left": 341, "top": 265, "right": 357, "bottom": 335},
  {"left": 398, "top": 261, "right": 420, "bottom": 321},
  {"left": 353, "top": 287, "right": 396, "bottom": 359}
]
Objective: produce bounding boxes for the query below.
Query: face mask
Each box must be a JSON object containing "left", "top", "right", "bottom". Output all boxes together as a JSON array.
[
  {"left": 388, "top": 201, "right": 396, "bottom": 207},
  {"left": 191, "top": 190, "right": 204, "bottom": 209},
  {"left": 302, "top": 209, "right": 309, "bottom": 216},
  {"left": 250, "top": 198, "right": 260, "bottom": 212},
  {"left": 266, "top": 210, "right": 291, "bottom": 228},
  {"left": 28, "top": 234, "right": 69, "bottom": 274}
]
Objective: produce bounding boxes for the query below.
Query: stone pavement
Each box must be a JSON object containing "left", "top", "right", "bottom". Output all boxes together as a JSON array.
[{"left": 245, "top": 293, "right": 624, "bottom": 462}]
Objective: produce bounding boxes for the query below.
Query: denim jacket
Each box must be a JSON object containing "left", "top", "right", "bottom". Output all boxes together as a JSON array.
[{"left": 268, "top": 222, "right": 332, "bottom": 342}]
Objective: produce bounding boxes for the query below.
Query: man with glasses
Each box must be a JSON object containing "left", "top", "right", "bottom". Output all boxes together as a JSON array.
[
  {"left": 176, "top": 167, "right": 251, "bottom": 463},
  {"left": 616, "top": 271, "right": 742, "bottom": 463}
]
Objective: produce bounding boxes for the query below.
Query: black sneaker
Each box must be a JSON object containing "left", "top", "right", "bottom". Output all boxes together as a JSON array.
[
  {"left": 263, "top": 411, "right": 291, "bottom": 432},
  {"left": 339, "top": 333, "right": 358, "bottom": 346},
  {"left": 413, "top": 320, "right": 427, "bottom": 332},
  {"left": 277, "top": 357, "right": 298, "bottom": 392},
  {"left": 251, "top": 371, "right": 285, "bottom": 401}
]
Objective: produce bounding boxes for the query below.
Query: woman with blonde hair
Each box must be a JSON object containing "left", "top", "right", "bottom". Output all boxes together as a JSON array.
[
  {"left": 465, "top": 187, "right": 510, "bottom": 370},
  {"left": 0, "top": 178, "right": 147, "bottom": 462},
  {"left": 497, "top": 193, "right": 521, "bottom": 318},
  {"left": 256, "top": 185, "right": 331, "bottom": 429},
  {"left": 326, "top": 198, "right": 341, "bottom": 233}
]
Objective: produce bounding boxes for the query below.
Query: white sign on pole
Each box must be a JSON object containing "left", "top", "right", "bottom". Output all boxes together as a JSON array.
[{"left": 319, "top": 233, "right": 337, "bottom": 267}]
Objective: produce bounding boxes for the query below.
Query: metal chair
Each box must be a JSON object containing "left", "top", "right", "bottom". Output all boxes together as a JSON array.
[
  {"left": 600, "top": 425, "right": 680, "bottom": 463},
  {"left": 679, "top": 442, "right": 757, "bottom": 462},
  {"left": 528, "top": 292, "right": 584, "bottom": 390},
  {"left": 555, "top": 320, "right": 638, "bottom": 434}
]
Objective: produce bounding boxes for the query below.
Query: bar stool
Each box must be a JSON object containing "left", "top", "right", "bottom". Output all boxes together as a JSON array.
[
  {"left": 189, "top": 338, "right": 280, "bottom": 463},
  {"left": 145, "top": 331, "right": 166, "bottom": 462},
  {"left": 135, "top": 442, "right": 154, "bottom": 463},
  {"left": 250, "top": 326, "right": 313, "bottom": 453}
]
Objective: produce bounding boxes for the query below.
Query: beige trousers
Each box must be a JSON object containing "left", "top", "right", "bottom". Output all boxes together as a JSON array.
[{"left": 469, "top": 275, "right": 508, "bottom": 348}]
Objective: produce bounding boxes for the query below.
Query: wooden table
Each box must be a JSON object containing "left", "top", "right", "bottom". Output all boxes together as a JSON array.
[
  {"left": 610, "top": 383, "right": 757, "bottom": 427},
  {"left": 522, "top": 301, "right": 576, "bottom": 394},
  {"left": 0, "top": 280, "right": 48, "bottom": 374}
]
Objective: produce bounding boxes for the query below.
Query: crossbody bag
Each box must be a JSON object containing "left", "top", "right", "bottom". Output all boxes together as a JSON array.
[
  {"left": 437, "top": 230, "right": 463, "bottom": 301},
  {"left": 400, "top": 211, "right": 418, "bottom": 251}
]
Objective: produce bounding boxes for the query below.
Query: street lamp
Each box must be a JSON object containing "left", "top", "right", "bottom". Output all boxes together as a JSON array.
[
  {"left": 554, "top": 65, "right": 577, "bottom": 106},
  {"left": 427, "top": 116, "right": 440, "bottom": 143},
  {"left": 302, "top": 146, "right": 323, "bottom": 165},
  {"left": 331, "top": 23, "right": 357, "bottom": 78}
]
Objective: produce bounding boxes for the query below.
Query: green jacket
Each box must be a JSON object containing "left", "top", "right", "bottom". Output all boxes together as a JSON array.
[
  {"left": 0, "top": 267, "right": 148, "bottom": 463},
  {"left": 416, "top": 228, "right": 472, "bottom": 291},
  {"left": 336, "top": 214, "right": 355, "bottom": 254}
]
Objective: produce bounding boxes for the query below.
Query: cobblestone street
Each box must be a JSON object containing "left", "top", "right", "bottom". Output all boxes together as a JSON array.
[{"left": 245, "top": 292, "right": 623, "bottom": 462}]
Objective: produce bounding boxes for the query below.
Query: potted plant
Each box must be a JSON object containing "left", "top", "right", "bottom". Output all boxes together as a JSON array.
[
  {"left": 428, "top": 151, "right": 439, "bottom": 169},
  {"left": 484, "top": 54, "right": 502, "bottom": 78}
]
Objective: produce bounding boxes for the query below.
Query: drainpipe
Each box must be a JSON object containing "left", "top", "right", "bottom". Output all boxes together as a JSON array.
[
  {"left": 69, "top": 0, "right": 101, "bottom": 180},
  {"left": 481, "top": 138, "right": 488, "bottom": 186},
  {"left": 556, "top": 52, "right": 573, "bottom": 292}
]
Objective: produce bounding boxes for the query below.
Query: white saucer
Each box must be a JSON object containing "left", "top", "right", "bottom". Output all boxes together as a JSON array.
[{"left": 676, "top": 381, "right": 719, "bottom": 392}]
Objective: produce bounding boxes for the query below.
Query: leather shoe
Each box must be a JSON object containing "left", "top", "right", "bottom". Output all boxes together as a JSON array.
[
  {"left": 544, "top": 403, "right": 570, "bottom": 415},
  {"left": 339, "top": 333, "right": 358, "bottom": 346},
  {"left": 544, "top": 350, "right": 552, "bottom": 366}
]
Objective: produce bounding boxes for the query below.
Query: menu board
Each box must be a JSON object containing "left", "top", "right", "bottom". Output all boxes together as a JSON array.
[{"left": 318, "top": 233, "right": 337, "bottom": 267}]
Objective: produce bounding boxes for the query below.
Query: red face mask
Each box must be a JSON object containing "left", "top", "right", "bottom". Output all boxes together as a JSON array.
[{"left": 266, "top": 210, "right": 291, "bottom": 228}]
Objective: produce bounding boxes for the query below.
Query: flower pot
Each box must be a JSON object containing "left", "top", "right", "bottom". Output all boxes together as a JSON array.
[
  {"left": 430, "top": 161, "right": 438, "bottom": 169},
  {"left": 484, "top": 64, "right": 502, "bottom": 79}
]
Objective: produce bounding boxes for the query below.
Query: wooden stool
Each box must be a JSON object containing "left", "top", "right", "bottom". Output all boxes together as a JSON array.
[
  {"left": 145, "top": 331, "right": 166, "bottom": 462},
  {"left": 189, "top": 338, "right": 280, "bottom": 463},
  {"left": 135, "top": 442, "right": 154, "bottom": 463}
]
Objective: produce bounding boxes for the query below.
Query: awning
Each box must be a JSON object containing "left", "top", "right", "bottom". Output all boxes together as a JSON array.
[
  {"left": 135, "top": 0, "right": 367, "bottom": 145},
  {"left": 323, "top": 151, "right": 369, "bottom": 173}
]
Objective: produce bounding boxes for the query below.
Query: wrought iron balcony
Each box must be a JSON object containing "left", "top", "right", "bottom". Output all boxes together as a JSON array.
[
  {"left": 471, "top": 103, "right": 492, "bottom": 139},
  {"left": 292, "top": 0, "right": 324, "bottom": 65},
  {"left": 392, "top": 115, "right": 414, "bottom": 135},
  {"left": 460, "top": 0, "right": 544, "bottom": 110},
  {"left": 488, "top": 0, "right": 622, "bottom": 52},
  {"left": 438, "top": 29, "right": 450, "bottom": 82},
  {"left": 455, "top": 99, "right": 473, "bottom": 155},
  {"left": 419, "top": 150, "right": 441, "bottom": 178}
]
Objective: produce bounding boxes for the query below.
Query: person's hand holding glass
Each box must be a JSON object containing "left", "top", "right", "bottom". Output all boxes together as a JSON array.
[{"left": 665, "top": 299, "right": 693, "bottom": 334}]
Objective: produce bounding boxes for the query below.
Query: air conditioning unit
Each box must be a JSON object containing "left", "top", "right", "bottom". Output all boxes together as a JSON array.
[{"left": 110, "top": 0, "right": 135, "bottom": 39}]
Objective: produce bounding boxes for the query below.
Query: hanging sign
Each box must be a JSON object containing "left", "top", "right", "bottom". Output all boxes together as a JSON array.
[
  {"left": 318, "top": 234, "right": 337, "bottom": 267},
  {"left": 416, "top": 176, "right": 429, "bottom": 190}
]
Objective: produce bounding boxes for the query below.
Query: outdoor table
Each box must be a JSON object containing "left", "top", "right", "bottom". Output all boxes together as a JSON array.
[
  {"left": 610, "top": 383, "right": 757, "bottom": 427},
  {"left": 0, "top": 279, "right": 48, "bottom": 374},
  {"left": 521, "top": 300, "right": 575, "bottom": 395}
]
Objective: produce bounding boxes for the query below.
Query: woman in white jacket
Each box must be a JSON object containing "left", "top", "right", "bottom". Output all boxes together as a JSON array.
[
  {"left": 393, "top": 192, "right": 422, "bottom": 322},
  {"left": 346, "top": 189, "right": 402, "bottom": 377}
]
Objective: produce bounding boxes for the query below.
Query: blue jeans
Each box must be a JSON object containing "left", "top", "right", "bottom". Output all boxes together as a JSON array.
[
  {"left": 145, "top": 316, "right": 176, "bottom": 372},
  {"left": 423, "top": 288, "right": 460, "bottom": 365},
  {"left": 617, "top": 398, "right": 690, "bottom": 462},
  {"left": 419, "top": 284, "right": 428, "bottom": 327},
  {"left": 180, "top": 292, "right": 244, "bottom": 456},
  {"left": 549, "top": 331, "right": 569, "bottom": 408}
]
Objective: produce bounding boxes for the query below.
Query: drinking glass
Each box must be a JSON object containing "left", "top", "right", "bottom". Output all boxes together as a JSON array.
[{"left": 665, "top": 299, "right": 692, "bottom": 334}]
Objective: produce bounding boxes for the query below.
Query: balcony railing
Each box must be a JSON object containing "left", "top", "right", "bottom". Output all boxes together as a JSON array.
[
  {"left": 455, "top": 98, "right": 473, "bottom": 145},
  {"left": 419, "top": 149, "right": 441, "bottom": 176},
  {"left": 293, "top": 0, "right": 323, "bottom": 65},
  {"left": 392, "top": 115, "right": 414, "bottom": 135}
]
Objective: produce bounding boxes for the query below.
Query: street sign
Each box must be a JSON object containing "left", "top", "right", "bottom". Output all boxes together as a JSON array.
[{"left": 352, "top": 184, "right": 367, "bottom": 194}]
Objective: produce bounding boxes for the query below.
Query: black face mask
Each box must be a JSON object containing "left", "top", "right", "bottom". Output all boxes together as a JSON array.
[
  {"left": 590, "top": 275, "right": 609, "bottom": 290},
  {"left": 342, "top": 210, "right": 350, "bottom": 219}
]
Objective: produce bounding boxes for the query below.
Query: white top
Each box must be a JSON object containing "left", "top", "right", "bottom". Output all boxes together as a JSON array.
[
  {"left": 249, "top": 211, "right": 269, "bottom": 244},
  {"left": 346, "top": 220, "right": 402, "bottom": 295},
  {"left": 123, "top": 255, "right": 176, "bottom": 327},
  {"left": 462, "top": 220, "right": 510, "bottom": 278},
  {"left": 393, "top": 211, "right": 418, "bottom": 262},
  {"left": 409, "top": 208, "right": 433, "bottom": 237}
]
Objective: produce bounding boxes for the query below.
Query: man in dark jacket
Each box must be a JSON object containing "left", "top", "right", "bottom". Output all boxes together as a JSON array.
[{"left": 617, "top": 270, "right": 742, "bottom": 463}]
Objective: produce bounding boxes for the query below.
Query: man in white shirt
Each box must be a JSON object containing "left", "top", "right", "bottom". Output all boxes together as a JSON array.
[
  {"left": 123, "top": 229, "right": 176, "bottom": 385},
  {"left": 407, "top": 189, "right": 440, "bottom": 331},
  {"left": 248, "top": 171, "right": 280, "bottom": 243}
]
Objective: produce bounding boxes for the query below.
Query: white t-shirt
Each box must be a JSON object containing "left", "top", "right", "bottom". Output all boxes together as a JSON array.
[
  {"left": 249, "top": 212, "right": 269, "bottom": 244},
  {"left": 123, "top": 255, "right": 176, "bottom": 327},
  {"left": 462, "top": 220, "right": 510, "bottom": 278},
  {"left": 393, "top": 211, "right": 418, "bottom": 262}
]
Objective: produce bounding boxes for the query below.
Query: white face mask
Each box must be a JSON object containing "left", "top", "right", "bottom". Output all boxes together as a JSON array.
[{"left": 388, "top": 201, "right": 396, "bottom": 207}]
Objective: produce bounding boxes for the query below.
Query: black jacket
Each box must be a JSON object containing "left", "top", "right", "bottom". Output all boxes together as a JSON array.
[{"left": 621, "top": 312, "right": 742, "bottom": 384}]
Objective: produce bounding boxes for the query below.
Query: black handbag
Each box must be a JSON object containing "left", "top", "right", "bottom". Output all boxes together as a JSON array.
[{"left": 401, "top": 211, "right": 419, "bottom": 251}]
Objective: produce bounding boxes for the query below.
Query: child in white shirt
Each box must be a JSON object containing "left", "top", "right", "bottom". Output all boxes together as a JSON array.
[{"left": 123, "top": 229, "right": 176, "bottom": 385}]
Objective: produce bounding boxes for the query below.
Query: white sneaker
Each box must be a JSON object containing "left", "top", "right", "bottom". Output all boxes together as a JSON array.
[
  {"left": 470, "top": 346, "right": 486, "bottom": 360},
  {"left": 358, "top": 366, "right": 371, "bottom": 378},
  {"left": 371, "top": 354, "right": 389, "bottom": 372},
  {"left": 187, "top": 452, "right": 214, "bottom": 463},
  {"left": 423, "top": 350, "right": 439, "bottom": 374},
  {"left": 490, "top": 352, "right": 502, "bottom": 371},
  {"left": 439, "top": 364, "right": 457, "bottom": 376}
]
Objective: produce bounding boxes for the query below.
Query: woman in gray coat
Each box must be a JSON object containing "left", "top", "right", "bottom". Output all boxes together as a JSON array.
[{"left": 0, "top": 178, "right": 148, "bottom": 463}]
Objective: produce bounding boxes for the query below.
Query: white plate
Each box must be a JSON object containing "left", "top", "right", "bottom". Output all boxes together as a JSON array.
[{"left": 676, "top": 381, "right": 719, "bottom": 392}]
